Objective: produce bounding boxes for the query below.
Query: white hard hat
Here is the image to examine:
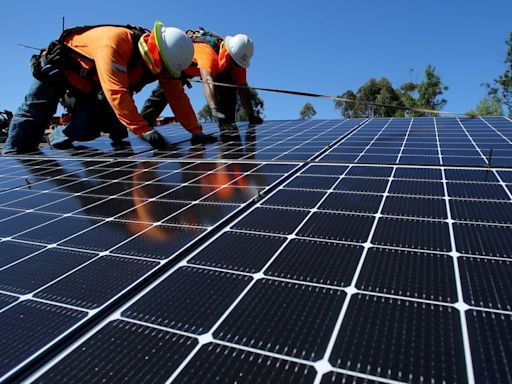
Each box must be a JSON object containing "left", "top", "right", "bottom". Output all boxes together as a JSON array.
[
  {"left": 224, "top": 34, "right": 254, "bottom": 68},
  {"left": 153, "top": 21, "right": 194, "bottom": 77}
]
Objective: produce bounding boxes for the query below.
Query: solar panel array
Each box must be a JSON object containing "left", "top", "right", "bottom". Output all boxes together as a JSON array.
[{"left": 0, "top": 117, "right": 511, "bottom": 384}]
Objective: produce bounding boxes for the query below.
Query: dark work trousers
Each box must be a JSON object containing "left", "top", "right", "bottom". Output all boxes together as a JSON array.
[{"left": 140, "top": 71, "right": 238, "bottom": 126}]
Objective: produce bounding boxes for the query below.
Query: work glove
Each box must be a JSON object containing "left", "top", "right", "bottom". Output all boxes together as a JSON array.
[
  {"left": 142, "top": 129, "right": 166, "bottom": 149},
  {"left": 248, "top": 114, "right": 263, "bottom": 125},
  {"left": 211, "top": 107, "right": 227, "bottom": 121},
  {"left": 191, "top": 132, "right": 218, "bottom": 145}
]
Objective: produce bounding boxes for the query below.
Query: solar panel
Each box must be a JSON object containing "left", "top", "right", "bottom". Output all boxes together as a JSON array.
[{"left": 0, "top": 117, "right": 511, "bottom": 383}]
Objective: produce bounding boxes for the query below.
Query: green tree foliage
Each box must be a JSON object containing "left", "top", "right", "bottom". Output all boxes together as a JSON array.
[
  {"left": 467, "top": 96, "right": 504, "bottom": 117},
  {"left": 487, "top": 31, "right": 512, "bottom": 116},
  {"left": 299, "top": 102, "right": 316, "bottom": 120},
  {"left": 197, "top": 104, "right": 213, "bottom": 123},
  {"left": 416, "top": 64, "right": 448, "bottom": 113},
  {"left": 334, "top": 65, "right": 449, "bottom": 118},
  {"left": 334, "top": 90, "right": 357, "bottom": 118},
  {"left": 334, "top": 78, "right": 401, "bottom": 118}
]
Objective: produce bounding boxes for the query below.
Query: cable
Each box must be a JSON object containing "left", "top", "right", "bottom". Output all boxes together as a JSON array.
[{"left": 191, "top": 79, "right": 472, "bottom": 118}]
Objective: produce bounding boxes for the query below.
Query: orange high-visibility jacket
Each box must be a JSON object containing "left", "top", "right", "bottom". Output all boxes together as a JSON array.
[
  {"left": 62, "top": 26, "right": 201, "bottom": 136},
  {"left": 183, "top": 42, "right": 247, "bottom": 85}
]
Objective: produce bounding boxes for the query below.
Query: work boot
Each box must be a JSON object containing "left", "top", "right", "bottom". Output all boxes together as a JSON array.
[
  {"left": 219, "top": 122, "right": 240, "bottom": 141},
  {"left": 45, "top": 133, "right": 73, "bottom": 150},
  {"left": 191, "top": 132, "right": 218, "bottom": 145}
]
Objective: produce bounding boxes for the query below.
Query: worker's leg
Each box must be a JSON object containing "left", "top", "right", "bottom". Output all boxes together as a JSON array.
[
  {"left": 95, "top": 97, "right": 128, "bottom": 143},
  {"left": 215, "top": 72, "right": 237, "bottom": 124},
  {"left": 3, "top": 79, "right": 60, "bottom": 154},
  {"left": 49, "top": 98, "right": 100, "bottom": 149},
  {"left": 140, "top": 85, "right": 167, "bottom": 127}
]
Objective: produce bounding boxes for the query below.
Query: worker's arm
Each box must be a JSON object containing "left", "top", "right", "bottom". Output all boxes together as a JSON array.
[
  {"left": 200, "top": 68, "right": 218, "bottom": 109},
  {"left": 93, "top": 43, "right": 150, "bottom": 136},
  {"left": 140, "top": 85, "right": 167, "bottom": 127},
  {"left": 238, "top": 87, "right": 255, "bottom": 116},
  {"left": 232, "top": 66, "right": 263, "bottom": 125},
  {"left": 159, "top": 75, "right": 202, "bottom": 135}
]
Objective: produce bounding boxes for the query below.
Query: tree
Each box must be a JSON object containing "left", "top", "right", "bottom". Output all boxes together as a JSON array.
[
  {"left": 299, "top": 103, "right": 316, "bottom": 120},
  {"left": 334, "top": 78, "right": 401, "bottom": 118},
  {"left": 396, "top": 82, "right": 418, "bottom": 117},
  {"left": 334, "top": 90, "right": 358, "bottom": 118},
  {"left": 197, "top": 104, "right": 213, "bottom": 123},
  {"left": 333, "top": 66, "right": 449, "bottom": 118},
  {"left": 467, "top": 96, "right": 503, "bottom": 117},
  {"left": 487, "top": 31, "right": 512, "bottom": 116},
  {"left": 373, "top": 78, "right": 402, "bottom": 117},
  {"left": 416, "top": 64, "right": 448, "bottom": 113}
]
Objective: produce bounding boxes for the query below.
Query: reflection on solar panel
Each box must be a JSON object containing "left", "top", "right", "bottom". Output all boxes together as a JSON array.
[{"left": 0, "top": 117, "right": 511, "bottom": 383}]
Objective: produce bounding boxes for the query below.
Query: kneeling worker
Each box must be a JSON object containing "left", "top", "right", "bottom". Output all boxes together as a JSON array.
[
  {"left": 3, "top": 21, "right": 215, "bottom": 154},
  {"left": 140, "top": 28, "right": 263, "bottom": 135}
]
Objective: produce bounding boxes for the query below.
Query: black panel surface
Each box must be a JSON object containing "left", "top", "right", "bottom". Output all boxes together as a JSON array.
[
  {"left": 453, "top": 223, "right": 512, "bottom": 257},
  {"left": 0, "top": 241, "right": 44, "bottom": 268},
  {"left": 284, "top": 175, "right": 338, "bottom": 190},
  {"left": 174, "top": 343, "right": 317, "bottom": 384},
  {"left": 388, "top": 179, "right": 444, "bottom": 197},
  {"left": 117, "top": 200, "right": 189, "bottom": 222},
  {"left": 393, "top": 167, "right": 442, "bottom": 180},
  {"left": 467, "top": 310, "right": 512, "bottom": 384},
  {"left": 372, "top": 217, "right": 451, "bottom": 252},
  {"left": 382, "top": 195, "right": 447, "bottom": 219},
  {"left": 123, "top": 266, "right": 251, "bottom": 334},
  {"left": 110, "top": 225, "right": 205, "bottom": 260},
  {"left": 450, "top": 199, "right": 512, "bottom": 224},
  {"left": 297, "top": 211, "right": 374, "bottom": 243},
  {"left": 0, "top": 300, "right": 86, "bottom": 378},
  {"left": 335, "top": 177, "right": 388, "bottom": 194},
  {"left": 0, "top": 248, "right": 95, "bottom": 294},
  {"left": 459, "top": 257, "right": 512, "bottom": 311},
  {"left": 319, "top": 192, "right": 382, "bottom": 214},
  {"left": 13, "top": 215, "right": 97, "bottom": 244},
  {"left": 357, "top": 247, "right": 457, "bottom": 302},
  {"left": 59, "top": 220, "right": 151, "bottom": 252},
  {"left": 0, "top": 292, "right": 18, "bottom": 310},
  {"left": 232, "top": 207, "right": 310, "bottom": 235},
  {"left": 163, "top": 203, "right": 239, "bottom": 227},
  {"left": 33, "top": 320, "right": 198, "bottom": 384},
  {"left": 266, "top": 239, "right": 363, "bottom": 286},
  {"left": 445, "top": 169, "right": 498, "bottom": 182},
  {"left": 345, "top": 166, "right": 393, "bottom": 178},
  {"left": 34, "top": 255, "right": 158, "bottom": 309},
  {"left": 330, "top": 294, "right": 467, "bottom": 383},
  {"left": 0, "top": 212, "right": 60, "bottom": 237},
  {"left": 262, "top": 189, "right": 325, "bottom": 209},
  {"left": 3, "top": 119, "right": 512, "bottom": 384},
  {"left": 214, "top": 278, "right": 346, "bottom": 361},
  {"left": 189, "top": 231, "right": 286, "bottom": 272},
  {"left": 447, "top": 182, "right": 509, "bottom": 200},
  {"left": 320, "top": 372, "right": 387, "bottom": 384}
]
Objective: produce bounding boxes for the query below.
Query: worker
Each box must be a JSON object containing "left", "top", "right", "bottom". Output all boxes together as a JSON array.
[
  {"left": 140, "top": 28, "right": 263, "bottom": 136},
  {"left": 3, "top": 21, "right": 216, "bottom": 155}
]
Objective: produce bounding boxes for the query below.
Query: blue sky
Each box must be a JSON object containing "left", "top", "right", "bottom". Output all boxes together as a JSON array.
[{"left": 1, "top": 0, "right": 511, "bottom": 120}]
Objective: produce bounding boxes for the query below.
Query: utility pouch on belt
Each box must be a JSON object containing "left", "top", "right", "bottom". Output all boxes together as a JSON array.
[{"left": 30, "top": 40, "right": 67, "bottom": 83}]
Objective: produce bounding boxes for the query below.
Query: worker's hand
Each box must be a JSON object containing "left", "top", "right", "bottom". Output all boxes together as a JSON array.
[
  {"left": 142, "top": 129, "right": 166, "bottom": 149},
  {"left": 248, "top": 114, "right": 263, "bottom": 125},
  {"left": 211, "top": 107, "right": 226, "bottom": 121}
]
